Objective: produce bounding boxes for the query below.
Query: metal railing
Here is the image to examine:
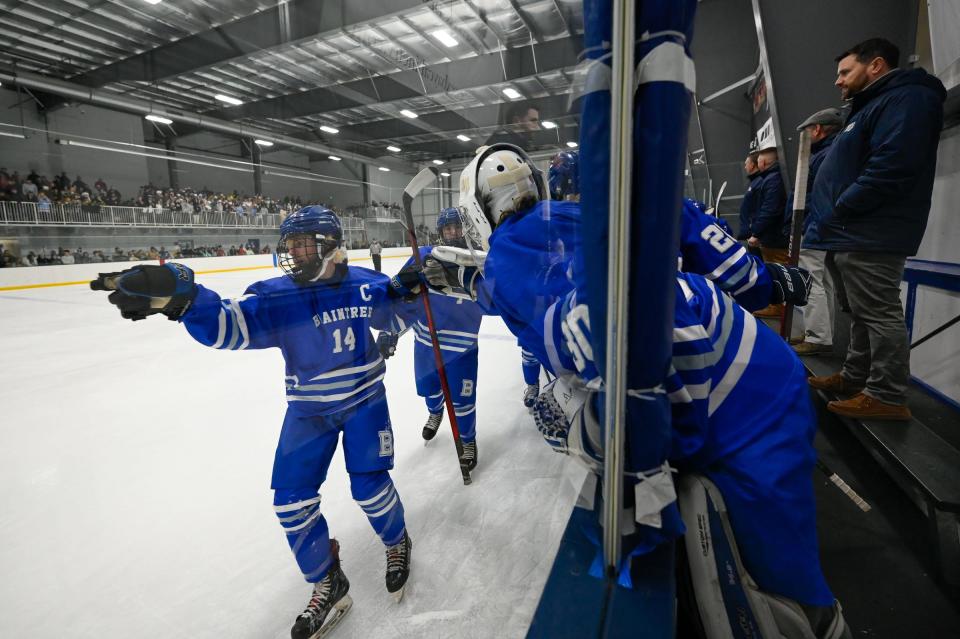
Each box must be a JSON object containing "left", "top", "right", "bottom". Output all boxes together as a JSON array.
[{"left": 0, "top": 201, "right": 283, "bottom": 229}]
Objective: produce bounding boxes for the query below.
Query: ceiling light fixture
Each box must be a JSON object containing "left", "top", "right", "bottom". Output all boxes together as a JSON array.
[
  {"left": 254, "top": 139, "right": 274, "bottom": 147},
  {"left": 566, "top": 141, "right": 578, "bottom": 148},
  {"left": 456, "top": 134, "right": 470, "bottom": 142},
  {"left": 432, "top": 159, "right": 444, "bottom": 165},
  {"left": 541, "top": 121, "right": 557, "bottom": 129},
  {"left": 319, "top": 125, "right": 339, "bottom": 134},
  {"left": 387, "top": 145, "right": 401, "bottom": 153},
  {"left": 328, "top": 155, "right": 342, "bottom": 161},
  {"left": 143, "top": 0, "right": 163, "bottom": 5},
  {"left": 145, "top": 114, "right": 173, "bottom": 124},
  {"left": 440, "top": 172, "right": 451, "bottom": 177},
  {"left": 378, "top": 167, "right": 391, "bottom": 172},
  {"left": 400, "top": 109, "right": 418, "bottom": 119},
  {"left": 502, "top": 87, "right": 522, "bottom": 100},
  {"left": 214, "top": 94, "right": 243, "bottom": 106},
  {"left": 431, "top": 29, "right": 458, "bottom": 47},
  {"left": 0, "top": 130, "right": 26, "bottom": 139},
  {"left": 56, "top": 139, "right": 250, "bottom": 172}
]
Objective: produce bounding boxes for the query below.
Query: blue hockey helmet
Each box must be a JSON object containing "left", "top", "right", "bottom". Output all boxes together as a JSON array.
[
  {"left": 548, "top": 150, "right": 579, "bottom": 200},
  {"left": 277, "top": 205, "right": 344, "bottom": 283},
  {"left": 436, "top": 207, "right": 466, "bottom": 248}
]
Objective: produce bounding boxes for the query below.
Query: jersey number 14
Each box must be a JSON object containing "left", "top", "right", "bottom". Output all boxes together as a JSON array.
[{"left": 332, "top": 327, "right": 356, "bottom": 353}]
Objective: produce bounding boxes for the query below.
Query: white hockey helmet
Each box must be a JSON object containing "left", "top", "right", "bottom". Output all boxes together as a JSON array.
[{"left": 457, "top": 143, "right": 547, "bottom": 251}]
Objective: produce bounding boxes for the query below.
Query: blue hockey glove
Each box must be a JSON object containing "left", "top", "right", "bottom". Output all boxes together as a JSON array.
[
  {"left": 390, "top": 264, "right": 422, "bottom": 300},
  {"left": 377, "top": 332, "right": 399, "bottom": 359},
  {"left": 767, "top": 263, "right": 811, "bottom": 307},
  {"left": 90, "top": 263, "right": 197, "bottom": 321}
]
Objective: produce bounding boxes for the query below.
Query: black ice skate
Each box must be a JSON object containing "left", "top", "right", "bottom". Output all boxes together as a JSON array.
[
  {"left": 460, "top": 440, "right": 477, "bottom": 472},
  {"left": 291, "top": 539, "right": 353, "bottom": 639},
  {"left": 385, "top": 530, "right": 412, "bottom": 602},
  {"left": 422, "top": 412, "right": 442, "bottom": 443},
  {"left": 523, "top": 383, "right": 540, "bottom": 413}
]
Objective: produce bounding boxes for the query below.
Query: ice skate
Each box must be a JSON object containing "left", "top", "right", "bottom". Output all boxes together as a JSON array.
[
  {"left": 422, "top": 411, "right": 442, "bottom": 443},
  {"left": 460, "top": 440, "right": 477, "bottom": 472},
  {"left": 291, "top": 540, "right": 353, "bottom": 639},
  {"left": 523, "top": 383, "right": 540, "bottom": 413},
  {"left": 385, "top": 530, "right": 412, "bottom": 602}
]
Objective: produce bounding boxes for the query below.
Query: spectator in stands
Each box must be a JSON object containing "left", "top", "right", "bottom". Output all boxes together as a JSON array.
[
  {"left": 369, "top": 239, "right": 383, "bottom": 272},
  {"left": 95, "top": 177, "right": 107, "bottom": 193},
  {"left": 737, "top": 150, "right": 762, "bottom": 241},
  {"left": 37, "top": 191, "right": 51, "bottom": 213},
  {"left": 60, "top": 249, "right": 75, "bottom": 265},
  {"left": 807, "top": 37, "right": 946, "bottom": 421},
  {"left": 748, "top": 147, "right": 789, "bottom": 318},
  {"left": 21, "top": 179, "right": 38, "bottom": 201},
  {"left": 791, "top": 107, "right": 845, "bottom": 356}
]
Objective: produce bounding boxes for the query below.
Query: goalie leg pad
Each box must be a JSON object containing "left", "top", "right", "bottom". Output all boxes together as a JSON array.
[{"left": 677, "top": 475, "right": 849, "bottom": 639}]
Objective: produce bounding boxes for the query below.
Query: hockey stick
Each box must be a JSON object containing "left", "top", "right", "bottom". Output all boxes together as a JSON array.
[
  {"left": 779, "top": 130, "right": 812, "bottom": 340},
  {"left": 706, "top": 180, "right": 727, "bottom": 217},
  {"left": 402, "top": 166, "right": 472, "bottom": 486},
  {"left": 816, "top": 459, "right": 871, "bottom": 512}
]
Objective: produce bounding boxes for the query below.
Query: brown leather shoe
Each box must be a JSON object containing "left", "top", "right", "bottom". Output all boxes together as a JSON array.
[
  {"left": 789, "top": 336, "right": 805, "bottom": 346},
  {"left": 828, "top": 393, "right": 912, "bottom": 421},
  {"left": 793, "top": 342, "right": 833, "bottom": 356},
  {"left": 753, "top": 304, "right": 783, "bottom": 319},
  {"left": 807, "top": 372, "right": 864, "bottom": 395}
]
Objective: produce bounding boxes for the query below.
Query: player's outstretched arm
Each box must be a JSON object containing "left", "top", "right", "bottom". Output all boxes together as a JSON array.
[{"left": 90, "top": 263, "right": 197, "bottom": 321}]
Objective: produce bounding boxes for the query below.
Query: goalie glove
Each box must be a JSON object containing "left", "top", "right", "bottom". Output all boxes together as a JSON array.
[
  {"left": 90, "top": 263, "right": 198, "bottom": 321},
  {"left": 767, "top": 263, "right": 811, "bottom": 307},
  {"left": 422, "top": 255, "right": 481, "bottom": 301},
  {"left": 532, "top": 377, "right": 602, "bottom": 473},
  {"left": 377, "top": 332, "right": 399, "bottom": 359}
]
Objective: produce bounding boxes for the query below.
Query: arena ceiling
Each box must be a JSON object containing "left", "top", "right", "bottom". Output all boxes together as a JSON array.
[{"left": 0, "top": 0, "right": 584, "bottom": 165}]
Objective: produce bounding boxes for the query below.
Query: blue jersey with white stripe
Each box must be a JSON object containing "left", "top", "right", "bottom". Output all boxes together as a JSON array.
[
  {"left": 667, "top": 272, "right": 810, "bottom": 464},
  {"left": 398, "top": 247, "right": 486, "bottom": 359},
  {"left": 679, "top": 199, "right": 771, "bottom": 312},
  {"left": 181, "top": 264, "right": 404, "bottom": 416}
]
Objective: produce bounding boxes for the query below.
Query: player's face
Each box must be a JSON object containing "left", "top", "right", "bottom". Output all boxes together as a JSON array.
[
  {"left": 441, "top": 222, "right": 463, "bottom": 242},
  {"left": 287, "top": 233, "right": 319, "bottom": 268}
]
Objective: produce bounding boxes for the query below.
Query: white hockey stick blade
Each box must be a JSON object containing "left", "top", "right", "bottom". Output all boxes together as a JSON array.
[
  {"left": 403, "top": 166, "right": 439, "bottom": 201},
  {"left": 315, "top": 594, "right": 354, "bottom": 639},
  {"left": 713, "top": 181, "right": 727, "bottom": 216}
]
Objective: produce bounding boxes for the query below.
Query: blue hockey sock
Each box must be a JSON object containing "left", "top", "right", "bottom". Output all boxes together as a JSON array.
[
  {"left": 274, "top": 488, "right": 333, "bottom": 583},
  {"left": 351, "top": 471, "right": 406, "bottom": 546}
]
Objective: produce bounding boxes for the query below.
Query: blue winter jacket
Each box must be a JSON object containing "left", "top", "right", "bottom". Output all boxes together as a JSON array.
[
  {"left": 808, "top": 68, "right": 945, "bottom": 255},
  {"left": 793, "top": 132, "right": 838, "bottom": 248},
  {"left": 737, "top": 172, "right": 762, "bottom": 239},
  {"left": 751, "top": 164, "right": 788, "bottom": 248}
]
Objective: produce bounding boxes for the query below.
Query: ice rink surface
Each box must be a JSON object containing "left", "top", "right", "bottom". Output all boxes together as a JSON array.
[{"left": 0, "top": 255, "right": 586, "bottom": 639}]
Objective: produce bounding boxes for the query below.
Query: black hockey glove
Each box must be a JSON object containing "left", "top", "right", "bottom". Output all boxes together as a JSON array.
[
  {"left": 90, "top": 263, "right": 198, "bottom": 321},
  {"left": 768, "top": 263, "right": 811, "bottom": 307},
  {"left": 377, "top": 332, "right": 399, "bottom": 359},
  {"left": 422, "top": 255, "right": 481, "bottom": 301},
  {"left": 390, "top": 264, "right": 423, "bottom": 300}
]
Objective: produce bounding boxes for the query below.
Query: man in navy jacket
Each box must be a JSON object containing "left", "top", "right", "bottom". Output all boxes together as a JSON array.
[
  {"left": 792, "top": 108, "right": 844, "bottom": 356},
  {"left": 737, "top": 151, "right": 762, "bottom": 240},
  {"left": 747, "top": 148, "right": 789, "bottom": 261},
  {"left": 807, "top": 38, "right": 946, "bottom": 420}
]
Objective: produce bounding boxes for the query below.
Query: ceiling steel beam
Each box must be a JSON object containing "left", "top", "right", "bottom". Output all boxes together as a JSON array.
[{"left": 69, "top": 0, "right": 431, "bottom": 86}]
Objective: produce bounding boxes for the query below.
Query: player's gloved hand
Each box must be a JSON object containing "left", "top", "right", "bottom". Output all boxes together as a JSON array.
[
  {"left": 532, "top": 381, "right": 571, "bottom": 454},
  {"left": 90, "top": 263, "right": 198, "bottom": 321},
  {"left": 390, "top": 264, "right": 423, "bottom": 300},
  {"left": 422, "top": 255, "right": 480, "bottom": 301},
  {"left": 377, "top": 332, "right": 399, "bottom": 359},
  {"left": 767, "top": 263, "right": 811, "bottom": 307},
  {"left": 533, "top": 377, "right": 602, "bottom": 473}
]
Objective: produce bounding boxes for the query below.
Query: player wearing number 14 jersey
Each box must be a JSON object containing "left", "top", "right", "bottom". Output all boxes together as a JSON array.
[{"left": 90, "top": 206, "right": 413, "bottom": 639}]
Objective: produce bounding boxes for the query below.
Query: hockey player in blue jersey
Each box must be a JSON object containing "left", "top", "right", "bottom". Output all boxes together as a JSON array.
[
  {"left": 410, "top": 144, "right": 847, "bottom": 638},
  {"left": 396, "top": 207, "right": 485, "bottom": 470},
  {"left": 90, "top": 206, "right": 413, "bottom": 639}
]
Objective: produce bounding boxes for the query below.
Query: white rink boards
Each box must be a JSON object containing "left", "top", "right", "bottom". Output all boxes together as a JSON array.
[{"left": 0, "top": 255, "right": 585, "bottom": 639}]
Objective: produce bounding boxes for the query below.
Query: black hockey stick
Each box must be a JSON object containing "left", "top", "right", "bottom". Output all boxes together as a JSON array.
[
  {"left": 816, "top": 459, "right": 871, "bottom": 512},
  {"left": 780, "top": 130, "right": 812, "bottom": 340},
  {"left": 402, "top": 167, "right": 472, "bottom": 486}
]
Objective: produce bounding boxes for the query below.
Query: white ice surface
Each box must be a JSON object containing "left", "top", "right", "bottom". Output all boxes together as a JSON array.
[{"left": 0, "top": 256, "right": 586, "bottom": 639}]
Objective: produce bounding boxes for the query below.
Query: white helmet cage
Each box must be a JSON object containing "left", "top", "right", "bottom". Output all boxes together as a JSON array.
[{"left": 457, "top": 143, "right": 547, "bottom": 252}]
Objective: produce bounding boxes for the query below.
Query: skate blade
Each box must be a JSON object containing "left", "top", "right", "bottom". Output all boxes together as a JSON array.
[
  {"left": 392, "top": 586, "right": 405, "bottom": 603},
  {"left": 311, "top": 594, "right": 353, "bottom": 639}
]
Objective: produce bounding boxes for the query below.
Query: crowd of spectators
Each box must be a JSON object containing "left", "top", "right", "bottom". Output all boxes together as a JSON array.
[
  {"left": 0, "top": 168, "right": 122, "bottom": 208},
  {"left": 0, "top": 241, "right": 273, "bottom": 268}
]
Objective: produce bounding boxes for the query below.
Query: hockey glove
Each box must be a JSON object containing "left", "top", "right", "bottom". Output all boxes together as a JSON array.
[
  {"left": 90, "top": 263, "right": 198, "bottom": 321},
  {"left": 532, "top": 381, "right": 571, "bottom": 454},
  {"left": 422, "top": 255, "right": 481, "bottom": 301},
  {"left": 390, "top": 264, "right": 423, "bottom": 300},
  {"left": 768, "top": 263, "right": 811, "bottom": 307},
  {"left": 377, "top": 332, "right": 399, "bottom": 359}
]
